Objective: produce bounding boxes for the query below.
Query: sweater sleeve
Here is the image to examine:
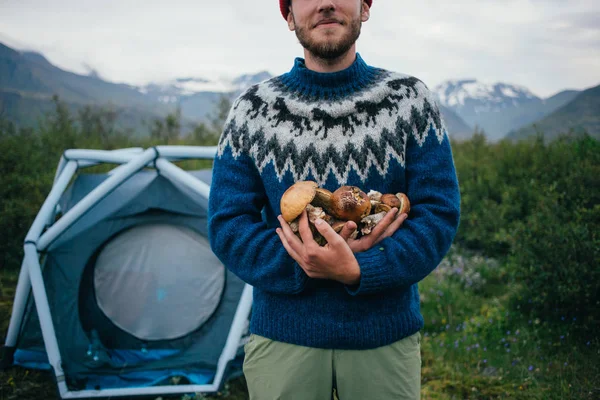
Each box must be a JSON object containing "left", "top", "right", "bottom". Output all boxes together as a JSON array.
[
  {"left": 347, "top": 95, "right": 461, "bottom": 296},
  {"left": 208, "top": 120, "right": 309, "bottom": 295}
]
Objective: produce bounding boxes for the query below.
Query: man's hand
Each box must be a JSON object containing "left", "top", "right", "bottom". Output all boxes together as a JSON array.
[
  {"left": 276, "top": 210, "right": 361, "bottom": 285},
  {"left": 343, "top": 208, "right": 408, "bottom": 253}
]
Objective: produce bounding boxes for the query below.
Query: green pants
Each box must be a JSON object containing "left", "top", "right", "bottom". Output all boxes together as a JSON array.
[{"left": 243, "top": 332, "right": 422, "bottom": 400}]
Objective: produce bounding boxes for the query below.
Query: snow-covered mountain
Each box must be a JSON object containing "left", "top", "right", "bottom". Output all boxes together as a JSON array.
[
  {"left": 435, "top": 79, "right": 539, "bottom": 111},
  {"left": 138, "top": 71, "right": 272, "bottom": 104},
  {"left": 433, "top": 79, "right": 578, "bottom": 141}
]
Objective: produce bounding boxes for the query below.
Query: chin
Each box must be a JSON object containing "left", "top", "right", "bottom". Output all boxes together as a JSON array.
[{"left": 312, "top": 31, "right": 343, "bottom": 43}]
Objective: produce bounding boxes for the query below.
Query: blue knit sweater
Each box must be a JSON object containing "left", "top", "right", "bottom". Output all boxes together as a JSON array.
[{"left": 208, "top": 53, "right": 460, "bottom": 350}]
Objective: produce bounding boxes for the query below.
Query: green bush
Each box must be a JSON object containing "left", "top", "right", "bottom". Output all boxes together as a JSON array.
[
  {"left": 453, "top": 132, "right": 600, "bottom": 333},
  {"left": 507, "top": 137, "right": 600, "bottom": 331}
]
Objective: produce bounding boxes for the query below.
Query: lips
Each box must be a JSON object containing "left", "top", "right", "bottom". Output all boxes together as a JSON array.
[{"left": 315, "top": 19, "right": 342, "bottom": 27}]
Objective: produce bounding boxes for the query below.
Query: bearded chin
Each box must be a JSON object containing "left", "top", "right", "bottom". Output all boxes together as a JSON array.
[{"left": 295, "top": 20, "right": 362, "bottom": 60}]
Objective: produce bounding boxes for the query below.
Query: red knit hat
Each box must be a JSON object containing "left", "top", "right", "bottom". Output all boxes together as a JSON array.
[{"left": 279, "top": 0, "right": 373, "bottom": 20}]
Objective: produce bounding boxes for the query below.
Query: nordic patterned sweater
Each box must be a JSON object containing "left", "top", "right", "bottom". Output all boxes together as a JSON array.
[{"left": 208, "top": 53, "right": 460, "bottom": 350}]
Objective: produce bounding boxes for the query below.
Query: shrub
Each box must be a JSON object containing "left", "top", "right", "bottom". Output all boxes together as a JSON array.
[
  {"left": 507, "top": 136, "right": 600, "bottom": 331},
  {"left": 452, "top": 132, "right": 600, "bottom": 333}
]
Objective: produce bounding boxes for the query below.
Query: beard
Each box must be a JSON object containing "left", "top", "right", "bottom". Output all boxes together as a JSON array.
[{"left": 293, "top": 13, "right": 362, "bottom": 60}]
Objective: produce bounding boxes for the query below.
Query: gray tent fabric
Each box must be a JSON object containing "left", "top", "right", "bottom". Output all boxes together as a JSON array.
[
  {"left": 94, "top": 223, "right": 225, "bottom": 341},
  {"left": 14, "top": 169, "right": 247, "bottom": 390}
]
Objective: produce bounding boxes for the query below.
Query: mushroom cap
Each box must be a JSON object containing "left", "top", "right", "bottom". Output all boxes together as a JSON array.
[
  {"left": 280, "top": 181, "right": 318, "bottom": 222},
  {"left": 330, "top": 186, "right": 372, "bottom": 224},
  {"left": 396, "top": 192, "right": 411, "bottom": 215},
  {"left": 381, "top": 193, "right": 401, "bottom": 208}
]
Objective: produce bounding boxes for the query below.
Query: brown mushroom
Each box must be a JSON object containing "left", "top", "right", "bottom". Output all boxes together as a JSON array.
[
  {"left": 396, "top": 192, "right": 411, "bottom": 215},
  {"left": 374, "top": 203, "right": 392, "bottom": 214},
  {"left": 381, "top": 193, "right": 401, "bottom": 208},
  {"left": 280, "top": 181, "right": 318, "bottom": 223},
  {"left": 330, "top": 219, "right": 347, "bottom": 233},
  {"left": 312, "top": 187, "right": 333, "bottom": 210},
  {"left": 330, "top": 186, "right": 372, "bottom": 224},
  {"left": 367, "top": 190, "right": 382, "bottom": 202},
  {"left": 305, "top": 204, "right": 326, "bottom": 224},
  {"left": 280, "top": 182, "right": 348, "bottom": 245},
  {"left": 361, "top": 211, "right": 388, "bottom": 235}
]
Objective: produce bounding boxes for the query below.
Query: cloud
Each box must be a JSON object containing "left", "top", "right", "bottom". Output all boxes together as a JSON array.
[{"left": 0, "top": 0, "right": 598, "bottom": 97}]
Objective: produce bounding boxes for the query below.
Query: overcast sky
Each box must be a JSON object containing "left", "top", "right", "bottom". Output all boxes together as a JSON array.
[{"left": 1, "top": 0, "right": 599, "bottom": 97}]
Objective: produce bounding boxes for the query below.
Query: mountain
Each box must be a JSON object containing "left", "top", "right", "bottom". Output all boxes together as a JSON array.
[
  {"left": 438, "top": 104, "right": 473, "bottom": 140},
  {"left": 506, "top": 84, "right": 600, "bottom": 142},
  {"left": 139, "top": 71, "right": 272, "bottom": 102},
  {"left": 0, "top": 42, "right": 172, "bottom": 133},
  {"left": 0, "top": 42, "right": 273, "bottom": 134},
  {"left": 139, "top": 72, "right": 272, "bottom": 121},
  {"left": 2, "top": 41, "right": 593, "bottom": 142},
  {"left": 434, "top": 79, "right": 579, "bottom": 141},
  {"left": 0, "top": 44, "right": 161, "bottom": 108}
]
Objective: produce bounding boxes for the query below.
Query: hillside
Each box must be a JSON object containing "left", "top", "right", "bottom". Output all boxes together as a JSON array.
[
  {"left": 439, "top": 104, "right": 473, "bottom": 140},
  {"left": 507, "top": 84, "right": 600, "bottom": 141},
  {"left": 2, "top": 41, "right": 595, "bottom": 142},
  {"left": 434, "top": 79, "right": 580, "bottom": 141},
  {"left": 0, "top": 43, "right": 174, "bottom": 132}
]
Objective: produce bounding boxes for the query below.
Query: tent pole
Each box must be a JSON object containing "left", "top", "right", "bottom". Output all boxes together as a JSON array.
[
  {"left": 23, "top": 244, "right": 68, "bottom": 395},
  {"left": 213, "top": 283, "right": 254, "bottom": 389},
  {"left": 63, "top": 149, "right": 136, "bottom": 165},
  {"left": 25, "top": 161, "right": 79, "bottom": 243},
  {"left": 154, "top": 158, "right": 211, "bottom": 200},
  {"left": 5, "top": 161, "right": 78, "bottom": 352},
  {"left": 60, "top": 383, "right": 219, "bottom": 398},
  {"left": 52, "top": 155, "right": 67, "bottom": 186},
  {"left": 37, "top": 148, "right": 158, "bottom": 251},
  {"left": 72, "top": 148, "right": 146, "bottom": 170},
  {"left": 156, "top": 145, "right": 217, "bottom": 159},
  {"left": 3, "top": 259, "right": 30, "bottom": 350}
]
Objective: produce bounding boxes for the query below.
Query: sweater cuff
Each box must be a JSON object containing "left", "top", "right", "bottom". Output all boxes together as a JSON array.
[{"left": 345, "top": 246, "right": 390, "bottom": 296}]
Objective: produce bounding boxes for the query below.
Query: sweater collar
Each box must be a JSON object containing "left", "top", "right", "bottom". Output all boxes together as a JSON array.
[{"left": 279, "top": 53, "right": 380, "bottom": 99}]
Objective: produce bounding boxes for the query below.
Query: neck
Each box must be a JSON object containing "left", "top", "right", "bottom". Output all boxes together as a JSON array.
[{"left": 303, "top": 44, "right": 357, "bottom": 73}]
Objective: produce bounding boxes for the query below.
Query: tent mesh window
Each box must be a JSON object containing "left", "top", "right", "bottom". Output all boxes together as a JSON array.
[{"left": 82, "top": 223, "right": 225, "bottom": 342}]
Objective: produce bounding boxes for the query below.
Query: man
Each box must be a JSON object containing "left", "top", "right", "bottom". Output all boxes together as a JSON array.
[{"left": 208, "top": 0, "right": 460, "bottom": 398}]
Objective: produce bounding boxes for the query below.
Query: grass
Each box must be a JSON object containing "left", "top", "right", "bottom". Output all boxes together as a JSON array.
[
  {"left": 418, "top": 247, "right": 599, "bottom": 399},
  {"left": 1, "top": 247, "right": 598, "bottom": 399}
]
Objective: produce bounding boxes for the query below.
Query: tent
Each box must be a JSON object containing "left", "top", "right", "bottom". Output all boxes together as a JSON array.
[{"left": 0, "top": 146, "right": 253, "bottom": 399}]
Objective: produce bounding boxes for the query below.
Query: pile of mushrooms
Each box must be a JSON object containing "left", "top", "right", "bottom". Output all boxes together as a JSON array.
[{"left": 280, "top": 181, "right": 410, "bottom": 246}]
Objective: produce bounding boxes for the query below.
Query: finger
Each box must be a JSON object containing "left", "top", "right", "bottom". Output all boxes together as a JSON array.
[
  {"left": 277, "top": 215, "right": 305, "bottom": 250},
  {"left": 380, "top": 212, "right": 407, "bottom": 239},
  {"left": 278, "top": 215, "right": 299, "bottom": 239},
  {"left": 313, "top": 217, "right": 345, "bottom": 246},
  {"left": 276, "top": 227, "right": 303, "bottom": 263},
  {"left": 368, "top": 208, "right": 399, "bottom": 238},
  {"left": 297, "top": 209, "right": 318, "bottom": 246},
  {"left": 347, "top": 209, "right": 398, "bottom": 253},
  {"left": 338, "top": 220, "right": 357, "bottom": 242}
]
